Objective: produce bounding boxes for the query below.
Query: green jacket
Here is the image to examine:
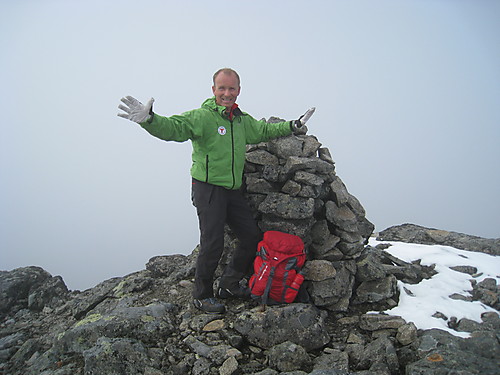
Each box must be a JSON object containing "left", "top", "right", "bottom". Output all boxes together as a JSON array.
[{"left": 140, "top": 97, "right": 293, "bottom": 189}]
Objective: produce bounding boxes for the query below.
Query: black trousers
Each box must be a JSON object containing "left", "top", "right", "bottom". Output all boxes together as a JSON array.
[{"left": 191, "top": 179, "right": 262, "bottom": 299}]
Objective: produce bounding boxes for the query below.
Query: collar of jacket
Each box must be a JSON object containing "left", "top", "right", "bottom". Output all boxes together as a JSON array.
[{"left": 202, "top": 97, "right": 243, "bottom": 119}]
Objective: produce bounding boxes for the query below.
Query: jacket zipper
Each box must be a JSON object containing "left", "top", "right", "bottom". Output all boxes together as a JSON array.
[
  {"left": 205, "top": 155, "right": 209, "bottom": 183},
  {"left": 230, "top": 120, "right": 235, "bottom": 189}
]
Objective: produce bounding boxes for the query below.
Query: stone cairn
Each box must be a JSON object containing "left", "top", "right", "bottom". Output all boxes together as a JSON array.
[{"left": 227, "top": 117, "right": 375, "bottom": 312}]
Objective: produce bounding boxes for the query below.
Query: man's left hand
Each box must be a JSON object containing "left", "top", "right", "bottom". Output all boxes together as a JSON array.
[
  {"left": 292, "top": 107, "right": 315, "bottom": 135},
  {"left": 292, "top": 121, "right": 308, "bottom": 135}
]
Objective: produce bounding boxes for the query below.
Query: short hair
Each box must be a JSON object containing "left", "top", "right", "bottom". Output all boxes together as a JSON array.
[{"left": 213, "top": 68, "right": 240, "bottom": 86}]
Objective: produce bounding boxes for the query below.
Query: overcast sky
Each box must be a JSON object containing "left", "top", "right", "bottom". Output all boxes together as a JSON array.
[{"left": 1, "top": 0, "right": 499, "bottom": 291}]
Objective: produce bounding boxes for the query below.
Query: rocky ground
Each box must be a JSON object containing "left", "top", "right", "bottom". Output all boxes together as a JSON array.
[
  {"left": 1, "top": 130, "right": 499, "bottom": 374},
  {"left": 1, "top": 226, "right": 498, "bottom": 375}
]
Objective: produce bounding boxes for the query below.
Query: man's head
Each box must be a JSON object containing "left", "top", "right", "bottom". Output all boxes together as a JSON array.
[{"left": 212, "top": 68, "right": 241, "bottom": 109}]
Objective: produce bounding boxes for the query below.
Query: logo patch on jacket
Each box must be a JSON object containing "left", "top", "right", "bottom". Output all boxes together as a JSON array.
[{"left": 218, "top": 126, "right": 226, "bottom": 136}]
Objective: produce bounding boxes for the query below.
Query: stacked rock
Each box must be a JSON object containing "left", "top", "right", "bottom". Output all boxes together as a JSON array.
[{"left": 234, "top": 119, "right": 375, "bottom": 311}]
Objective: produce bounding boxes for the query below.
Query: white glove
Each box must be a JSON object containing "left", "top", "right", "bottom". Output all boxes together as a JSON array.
[{"left": 118, "top": 96, "right": 154, "bottom": 123}]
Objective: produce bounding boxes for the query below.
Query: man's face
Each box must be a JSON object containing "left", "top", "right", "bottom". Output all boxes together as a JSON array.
[{"left": 212, "top": 72, "right": 241, "bottom": 109}]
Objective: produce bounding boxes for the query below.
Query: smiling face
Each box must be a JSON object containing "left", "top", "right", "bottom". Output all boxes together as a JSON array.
[{"left": 212, "top": 71, "right": 241, "bottom": 109}]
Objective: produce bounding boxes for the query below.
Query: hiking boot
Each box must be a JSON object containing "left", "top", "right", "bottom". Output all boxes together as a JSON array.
[
  {"left": 193, "top": 298, "right": 225, "bottom": 314},
  {"left": 218, "top": 285, "right": 251, "bottom": 300}
]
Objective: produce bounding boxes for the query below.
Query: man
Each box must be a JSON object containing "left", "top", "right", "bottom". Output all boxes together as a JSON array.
[{"left": 118, "top": 68, "right": 313, "bottom": 313}]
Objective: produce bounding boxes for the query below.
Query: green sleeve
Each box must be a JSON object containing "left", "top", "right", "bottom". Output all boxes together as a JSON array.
[
  {"left": 139, "top": 111, "right": 200, "bottom": 142},
  {"left": 244, "top": 116, "right": 293, "bottom": 144}
]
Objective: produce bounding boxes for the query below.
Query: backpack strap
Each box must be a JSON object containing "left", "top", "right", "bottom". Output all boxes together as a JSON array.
[
  {"left": 262, "top": 265, "right": 276, "bottom": 305},
  {"left": 256, "top": 245, "right": 268, "bottom": 258},
  {"left": 279, "top": 257, "right": 295, "bottom": 302}
]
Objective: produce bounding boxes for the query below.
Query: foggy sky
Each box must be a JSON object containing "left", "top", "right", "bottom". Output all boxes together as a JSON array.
[{"left": 1, "top": 0, "right": 499, "bottom": 291}]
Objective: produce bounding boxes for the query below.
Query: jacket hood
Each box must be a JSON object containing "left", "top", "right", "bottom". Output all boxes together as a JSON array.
[
  {"left": 202, "top": 96, "right": 243, "bottom": 120},
  {"left": 201, "top": 96, "right": 225, "bottom": 114}
]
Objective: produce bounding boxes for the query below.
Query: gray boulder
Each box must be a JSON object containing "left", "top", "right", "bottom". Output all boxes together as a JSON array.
[
  {"left": 146, "top": 253, "right": 196, "bottom": 281},
  {"left": 258, "top": 193, "right": 315, "bottom": 220},
  {"left": 377, "top": 223, "right": 500, "bottom": 255},
  {"left": 0, "top": 266, "right": 55, "bottom": 314},
  {"left": 266, "top": 341, "right": 312, "bottom": 372},
  {"left": 407, "top": 328, "right": 500, "bottom": 374},
  {"left": 83, "top": 337, "right": 152, "bottom": 375},
  {"left": 57, "top": 301, "right": 178, "bottom": 353},
  {"left": 307, "top": 261, "right": 356, "bottom": 312},
  {"left": 27, "top": 275, "right": 69, "bottom": 311},
  {"left": 233, "top": 304, "right": 330, "bottom": 351},
  {"left": 312, "top": 349, "right": 349, "bottom": 372}
]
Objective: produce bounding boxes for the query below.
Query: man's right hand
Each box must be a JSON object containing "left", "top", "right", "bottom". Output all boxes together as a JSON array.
[{"left": 118, "top": 96, "right": 154, "bottom": 123}]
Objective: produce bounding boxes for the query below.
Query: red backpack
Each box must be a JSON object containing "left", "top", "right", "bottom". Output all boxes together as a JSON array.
[{"left": 249, "top": 231, "right": 306, "bottom": 304}]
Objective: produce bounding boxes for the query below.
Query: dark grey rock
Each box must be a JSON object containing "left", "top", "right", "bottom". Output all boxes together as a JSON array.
[
  {"left": 303, "top": 260, "right": 336, "bottom": 282},
  {"left": 396, "top": 322, "right": 418, "bottom": 346},
  {"left": 329, "top": 177, "right": 349, "bottom": 206},
  {"left": 355, "top": 249, "right": 387, "bottom": 282},
  {"left": 302, "top": 136, "right": 322, "bottom": 157},
  {"left": 0, "top": 266, "right": 52, "bottom": 314},
  {"left": 456, "top": 318, "right": 482, "bottom": 333},
  {"left": 0, "top": 332, "right": 24, "bottom": 351},
  {"left": 233, "top": 304, "right": 330, "bottom": 351},
  {"left": 69, "top": 277, "right": 124, "bottom": 319},
  {"left": 27, "top": 275, "right": 69, "bottom": 312},
  {"left": 308, "top": 370, "right": 349, "bottom": 375},
  {"left": 8, "top": 338, "right": 41, "bottom": 369},
  {"left": 146, "top": 253, "right": 196, "bottom": 281},
  {"left": 219, "top": 356, "right": 239, "bottom": 375},
  {"left": 282, "top": 180, "right": 302, "bottom": 196},
  {"left": 192, "top": 356, "right": 212, "bottom": 375},
  {"left": 354, "top": 275, "right": 397, "bottom": 304},
  {"left": 310, "top": 235, "right": 342, "bottom": 259},
  {"left": 268, "top": 135, "right": 304, "bottom": 159},
  {"left": 449, "top": 265, "right": 478, "bottom": 275},
  {"left": 262, "top": 165, "right": 282, "bottom": 183},
  {"left": 57, "top": 302, "right": 178, "bottom": 353},
  {"left": 476, "top": 278, "right": 497, "bottom": 291},
  {"left": 377, "top": 223, "right": 500, "bottom": 255},
  {"left": 325, "top": 201, "right": 358, "bottom": 233},
  {"left": 246, "top": 176, "right": 276, "bottom": 193},
  {"left": 471, "top": 278, "right": 499, "bottom": 309},
  {"left": 308, "top": 261, "right": 355, "bottom": 311},
  {"left": 283, "top": 156, "right": 335, "bottom": 176},
  {"left": 311, "top": 220, "right": 330, "bottom": 244},
  {"left": 294, "top": 171, "right": 325, "bottom": 186},
  {"left": 408, "top": 328, "right": 500, "bottom": 375},
  {"left": 246, "top": 149, "right": 279, "bottom": 166},
  {"left": 358, "top": 336, "right": 399, "bottom": 374},
  {"left": 252, "top": 369, "right": 279, "bottom": 375},
  {"left": 83, "top": 337, "right": 151, "bottom": 375},
  {"left": 258, "top": 193, "right": 315, "bottom": 220},
  {"left": 298, "top": 185, "right": 321, "bottom": 198},
  {"left": 318, "top": 147, "right": 335, "bottom": 164},
  {"left": 258, "top": 216, "right": 314, "bottom": 239},
  {"left": 359, "top": 314, "right": 406, "bottom": 331},
  {"left": 266, "top": 341, "right": 312, "bottom": 372},
  {"left": 312, "top": 349, "right": 349, "bottom": 372},
  {"left": 336, "top": 240, "right": 365, "bottom": 258}
]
